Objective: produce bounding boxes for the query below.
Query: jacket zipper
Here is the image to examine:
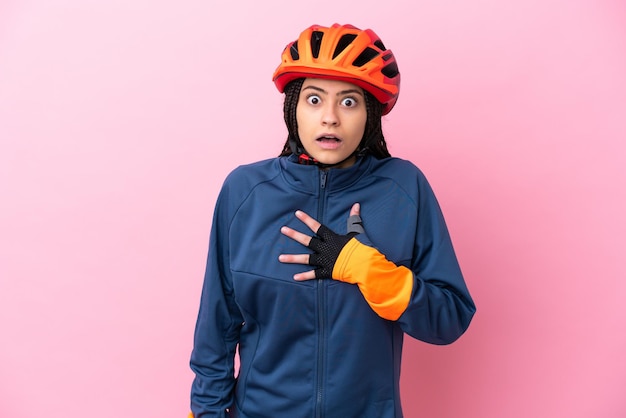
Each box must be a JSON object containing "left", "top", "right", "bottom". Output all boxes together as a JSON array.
[{"left": 315, "top": 170, "right": 328, "bottom": 418}]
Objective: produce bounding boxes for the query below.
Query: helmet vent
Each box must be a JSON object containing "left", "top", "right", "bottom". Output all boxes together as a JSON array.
[
  {"left": 352, "top": 47, "right": 380, "bottom": 67},
  {"left": 381, "top": 62, "right": 399, "bottom": 78},
  {"left": 289, "top": 43, "right": 300, "bottom": 60},
  {"left": 374, "top": 40, "right": 387, "bottom": 51},
  {"left": 333, "top": 34, "right": 358, "bottom": 59},
  {"left": 311, "top": 31, "right": 324, "bottom": 58}
]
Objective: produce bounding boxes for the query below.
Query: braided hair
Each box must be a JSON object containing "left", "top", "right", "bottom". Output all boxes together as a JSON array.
[{"left": 279, "top": 78, "right": 391, "bottom": 159}]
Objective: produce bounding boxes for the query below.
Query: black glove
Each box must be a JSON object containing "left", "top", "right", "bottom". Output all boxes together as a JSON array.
[{"left": 308, "top": 214, "right": 363, "bottom": 279}]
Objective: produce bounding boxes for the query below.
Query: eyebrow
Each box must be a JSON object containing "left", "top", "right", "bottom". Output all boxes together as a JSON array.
[{"left": 302, "top": 85, "right": 364, "bottom": 97}]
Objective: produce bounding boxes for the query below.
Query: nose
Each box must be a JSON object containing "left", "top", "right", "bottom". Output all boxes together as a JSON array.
[{"left": 321, "top": 104, "right": 339, "bottom": 126}]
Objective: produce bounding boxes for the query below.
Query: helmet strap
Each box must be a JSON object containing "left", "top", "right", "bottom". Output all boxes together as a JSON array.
[{"left": 289, "top": 134, "right": 373, "bottom": 169}]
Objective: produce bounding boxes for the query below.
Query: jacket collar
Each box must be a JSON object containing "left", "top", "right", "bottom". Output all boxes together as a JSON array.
[{"left": 279, "top": 154, "right": 372, "bottom": 194}]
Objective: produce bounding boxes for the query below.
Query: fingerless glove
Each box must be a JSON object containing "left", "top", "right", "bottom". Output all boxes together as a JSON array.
[
  {"left": 308, "top": 225, "right": 358, "bottom": 279},
  {"left": 306, "top": 216, "right": 413, "bottom": 321}
]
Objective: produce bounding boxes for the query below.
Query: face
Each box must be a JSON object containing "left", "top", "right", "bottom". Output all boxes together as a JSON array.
[{"left": 296, "top": 78, "right": 367, "bottom": 168}]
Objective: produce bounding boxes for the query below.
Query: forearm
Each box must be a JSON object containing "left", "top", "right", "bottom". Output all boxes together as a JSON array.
[
  {"left": 398, "top": 277, "right": 475, "bottom": 344},
  {"left": 332, "top": 238, "right": 413, "bottom": 320},
  {"left": 190, "top": 241, "right": 242, "bottom": 415},
  {"left": 189, "top": 315, "right": 239, "bottom": 416},
  {"left": 332, "top": 237, "right": 475, "bottom": 342}
]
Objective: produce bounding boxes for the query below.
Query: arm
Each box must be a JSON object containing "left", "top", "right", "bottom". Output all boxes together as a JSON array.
[
  {"left": 279, "top": 204, "right": 412, "bottom": 321},
  {"left": 394, "top": 174, "right": 475, "bottom": 344},
  {"left": 189, "top": 188, "right": 244, "bottom": 417},
  {"left": 279, "top": 179, "right": 475, "bottom": 345}
]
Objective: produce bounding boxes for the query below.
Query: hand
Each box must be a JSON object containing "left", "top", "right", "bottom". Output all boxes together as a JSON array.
[{"left": 279, "top": 203, "right": 362, "bottom": 281}]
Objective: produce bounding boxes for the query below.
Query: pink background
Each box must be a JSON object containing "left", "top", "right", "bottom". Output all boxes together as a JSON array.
[{"left": 1, "top": 0, "right": 625, "bottom": 417}]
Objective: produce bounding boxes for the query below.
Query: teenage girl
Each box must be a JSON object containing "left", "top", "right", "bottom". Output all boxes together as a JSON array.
[{"left": 189, "top": 23, "right": 476, "bottom": 418}]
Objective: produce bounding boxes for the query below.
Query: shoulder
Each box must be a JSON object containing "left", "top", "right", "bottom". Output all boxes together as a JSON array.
[
  {"left": 215, "top": 158, "right": 282, "bottom": 208},
  {"left": 365, "top": 156, "right": 438, "bottom": 203},
  {"left": 368, "top": 156, "right": 428, "bottom": 182},
  {"left": 223, "top": 157, "right": 281, "bottom": 188}
]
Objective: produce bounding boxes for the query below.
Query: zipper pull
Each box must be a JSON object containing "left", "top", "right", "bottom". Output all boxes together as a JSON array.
[{"left": 320, "top": 171, "right": 328, "bottom": 189}]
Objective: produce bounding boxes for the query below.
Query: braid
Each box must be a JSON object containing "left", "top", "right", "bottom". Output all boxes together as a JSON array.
[
  {"left": 361, "top": 91, "right": 391, "bottom": 159},
  {"left": 278, "top": 78, "right": 392, "bottom": 159},
  {"left": 279, "top": 78, "right": 304, "bottom": 156}
]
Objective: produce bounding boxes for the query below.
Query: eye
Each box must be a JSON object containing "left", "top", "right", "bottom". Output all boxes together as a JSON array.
[
  {"left": 306, "top": 94, "right": 321, "bottom": 105},
  {"left": 341, "top": 97, "right": 358, "bottom": 107}
]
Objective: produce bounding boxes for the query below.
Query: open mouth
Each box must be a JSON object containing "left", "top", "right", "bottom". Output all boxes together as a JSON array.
[
  {"left": 317, "top": 135, "right": 341, "bottom": 142},
  {"left": 315, "top": 135, "right": 343, "bottom": 150}
]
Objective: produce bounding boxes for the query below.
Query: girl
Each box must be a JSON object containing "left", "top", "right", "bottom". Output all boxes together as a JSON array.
[{"left": 189, "top": 23, "right": 475, "bottom": 418}]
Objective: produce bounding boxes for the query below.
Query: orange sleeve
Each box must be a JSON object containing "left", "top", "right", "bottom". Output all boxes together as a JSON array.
[{"left": 332, "top": 238, "right": 413, "bottom": 320}]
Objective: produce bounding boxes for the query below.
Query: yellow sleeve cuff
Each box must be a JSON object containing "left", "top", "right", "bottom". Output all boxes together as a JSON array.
[{"left": 333, "top": 238, "right": 413, "bottom": 320}]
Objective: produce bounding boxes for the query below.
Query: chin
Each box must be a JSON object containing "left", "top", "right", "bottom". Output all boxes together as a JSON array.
[{"left": 320, "top": 155, "right": 356, "bottom": 168}]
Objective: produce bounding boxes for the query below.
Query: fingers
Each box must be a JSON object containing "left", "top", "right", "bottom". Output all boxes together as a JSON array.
[
  {"left": 347, "top": 202, "right": 364, "bottom": 235},
  {"left": 279, "top": 210, "right": 321, "bottom": 247},
  {"left": 293, "top": 270, "right": 317, "bottom": 281},
  {"left": 350, "top": 202, "right": 360, "bottom": 217},
  {"left": 279, "top": 207, "right": 360, "bottom": 282},
  {"left": 294, "top": 210, "right": 321, "bottom": 234},
  {"left": 288, "top": 207, "right": 358, "bottom": 234},
  {"left": 278, "top": 253, "right": 309, "bottom": 265},
  {"left": 280, "top": 225, "right": 312, "bottom": 247},
  {"left": 279, "top": 212, "right": 318, "bottom": 281},
  {"left": 278, "top": 254, "right": 317, "bottom": 281}
]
